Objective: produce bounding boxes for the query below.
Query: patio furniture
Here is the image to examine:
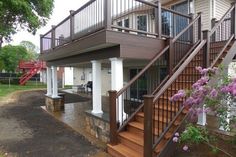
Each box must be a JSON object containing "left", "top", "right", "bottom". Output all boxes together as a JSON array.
[{"left": 86, "top": 81, "right": 92, "bottom": 93}]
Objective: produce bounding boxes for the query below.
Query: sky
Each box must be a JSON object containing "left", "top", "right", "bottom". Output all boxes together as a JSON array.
[{"left": 7, "top": 0, "right": 89, "bottom": 50}]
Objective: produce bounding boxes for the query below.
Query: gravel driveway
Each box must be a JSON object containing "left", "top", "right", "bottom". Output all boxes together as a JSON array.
[{"left": 0, "top": 90, "right": 101, "bottom": 157}]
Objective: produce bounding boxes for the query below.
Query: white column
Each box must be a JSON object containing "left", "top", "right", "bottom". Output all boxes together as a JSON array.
[
  {"left": 110, "top": 58, "right": 125, "bottom": 123},
  {"left": 51, "top": 66, "right": 59, "bottom": 98},
  {"left": 197, "top": 105, "right": 206, "bottom": 126},
  {"left": 91, "top": 60, "right": 103, "bottom": 114},
  {"left": 46, "top": 67, "right": 52, "bottom": 96}
]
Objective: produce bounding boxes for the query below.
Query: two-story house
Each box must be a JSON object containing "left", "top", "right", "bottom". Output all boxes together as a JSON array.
[{"left": 40, "top": 0, "right": 235, "bottom": 156}]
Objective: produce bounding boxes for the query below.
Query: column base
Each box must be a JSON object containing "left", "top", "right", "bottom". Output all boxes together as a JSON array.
[
  {"left": 45, "top": 93, "right": 65, "bottom": 112},
  {"left": 92, "top": 110, "right": 103, "bottom": 114}
]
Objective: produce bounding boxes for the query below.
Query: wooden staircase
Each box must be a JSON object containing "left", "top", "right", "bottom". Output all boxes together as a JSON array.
[
  {"left": 107, "top": 4, "right": 236, "bottom": 157},
  {"left": 108, "top": 42, "right": 235, "bottom": 157}
]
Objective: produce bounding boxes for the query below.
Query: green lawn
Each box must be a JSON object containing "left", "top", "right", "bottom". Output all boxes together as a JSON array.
[{"left": 0, "top": 81, "right": 46, "bottom": 99}]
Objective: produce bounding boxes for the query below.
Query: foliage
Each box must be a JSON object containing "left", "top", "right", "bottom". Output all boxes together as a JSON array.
[
  {"left": 0, "top": 59, "right": 3, "bottom": 71},
  {"left": 0, "top": 0, "right": 54, "bottom": 47},
  {"left": 0, "top": 81, "right": 46, "bottom": 99},
  {"left": 20, "top": 40, "right": 39, "bottom": 60},
  {"left": 0, "top": 45, "right": 29, "bottom": 72},
  {"left": 180, "top": 124, "right": 209, "bottom": 145},
  {"left": 171, "top": 65, "right": 236, "bottom": 156}
]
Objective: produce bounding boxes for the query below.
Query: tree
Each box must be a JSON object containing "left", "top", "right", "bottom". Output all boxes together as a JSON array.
[
  {"left": 0, "top": 59, "right": 4, "bottom": 72},
  {"left": 0, "top": 0, "right": 54, "bottom": 48},
  {"left": 0, "top": 45, "right": 29, "bottom": 72},
  {"left": 20, "top": 40, "right": 39, "bottom": 60}
]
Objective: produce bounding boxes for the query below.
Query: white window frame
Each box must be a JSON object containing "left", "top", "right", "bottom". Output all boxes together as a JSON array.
[{"left": 136, "top": 14, "right": 149, "bottom": 33}]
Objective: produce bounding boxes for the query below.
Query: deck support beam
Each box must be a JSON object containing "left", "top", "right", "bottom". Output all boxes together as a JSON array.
[
  {"left": 91, "top": 60, "right": 103, "bottom": 114},
  {"left": 46, "top": 67, "right": 52, "bottom": 96},
  {"left": 52, "top": 66, "right": 59, "bottom": 98},
  {"left": 110, "top": 58, "right": 124, "bottom": 123}
]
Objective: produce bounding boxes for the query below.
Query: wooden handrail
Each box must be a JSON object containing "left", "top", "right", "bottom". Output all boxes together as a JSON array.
[
  {"left": 172, "top": 14, "right": 201, "bottom": 43},
  {"left": 135, "top": 0, "right": 158, "bottom": 7},
  {"left": 161, "top": 7, "right": 191, "bottom": 19},
  {"left": 210, "top": 5, "right": 235, "bottom": 36}
]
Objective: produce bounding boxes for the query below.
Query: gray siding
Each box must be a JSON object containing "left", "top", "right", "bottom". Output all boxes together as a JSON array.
[
  {"left": 195, "top": 0, "right": 211, "bottom": 30},
  {"left": 215, "top": 0, "right": 232, "bottom": 20}
]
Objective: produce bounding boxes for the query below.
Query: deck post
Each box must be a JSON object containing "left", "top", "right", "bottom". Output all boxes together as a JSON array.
[
  {"left": 109, "top": 90, "right": 118, "bottom": 145},
  {"left": 202, "top": 30, "right": 210, "bottom": 68},
  {"left": 211, "top": 18, "right": 216, "bottom": 42},
  {"left": 51, "top": 25, "right": 56, "bottom": 49},
  {"left": 155, "top": 1, "right": 162, "bottom": 39},
  {"left": 70, "top": 10, "right": 75, "bottom": 41},
  {"left": 104, "top": 0, "right": 111, "bottom": 29},
  {"left": 144, "top": 95, "right": 154, "bottom": 157},
  {"left": 231, "top": 3, "right": 236, "bottom": 39},
  {"left": 189, "top": 13, "right": 194, "bottom": 44},
  {"left": 198, "top": 12, "right": 202, "bottom": 41},
  {"left": 168, "top": 38, "right": 174, "bottom": 74},
  {"left": 40, "top": 34, "right": 43, "bottom": 54}
]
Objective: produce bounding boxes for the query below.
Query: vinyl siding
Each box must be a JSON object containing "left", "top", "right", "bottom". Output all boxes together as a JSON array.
[
  {"left": 195, "top": 0, "right": 211, "bottom": 30},
  {"left": 215, "top": 0, "right": 232, "bottom": 20}
]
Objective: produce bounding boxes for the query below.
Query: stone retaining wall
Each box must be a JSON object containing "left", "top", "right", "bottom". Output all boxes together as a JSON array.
[{"left": 85, "top": 111, "right": 110, "bottom": 143}]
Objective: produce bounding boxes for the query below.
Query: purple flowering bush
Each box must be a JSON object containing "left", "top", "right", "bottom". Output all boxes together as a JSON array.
[{"left": 171, "top": 65, "right": 236, "bottom": 155}]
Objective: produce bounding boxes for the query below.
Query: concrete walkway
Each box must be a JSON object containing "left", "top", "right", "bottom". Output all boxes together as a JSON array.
[{"left": 0, "top": 90, "right": 109, "bottom": 157}]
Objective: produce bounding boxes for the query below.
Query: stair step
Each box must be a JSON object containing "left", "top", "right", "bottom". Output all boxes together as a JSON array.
[
  {"left": 136, "top": 112, "right": 169, "bottom": 123},
  {"left": 107, "top": 143, "right": 142, "bottom": 157},
  {"left": 128, "top": 121, "right": 163, "bottom": 136},
  {"left": 118, "top": 131, "right": 144, "bottom": 154}
]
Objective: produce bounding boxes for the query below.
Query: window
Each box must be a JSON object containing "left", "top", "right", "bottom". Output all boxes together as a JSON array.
[
  {"left": 124, "top": 19, "right": 129, "bottom": 32},
  {"left": 117, "top": 21, "right": 123, "bottom": 32},
  {"left": 117, "top": 18, "right": 129, "bottom": 32},
  {"left": 137, "top": 15, "right": 147, "bottom": 35},
  {"left": 130, "top": 69, "right": 147, "bottom": 100}
]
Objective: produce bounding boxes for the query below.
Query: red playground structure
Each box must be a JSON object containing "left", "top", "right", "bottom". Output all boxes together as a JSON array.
[{"left": 18, "top": 60, "right": 46, "bottom": 85}]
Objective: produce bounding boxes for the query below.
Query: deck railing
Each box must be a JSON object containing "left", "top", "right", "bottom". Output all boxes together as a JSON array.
[
  {"left": 109, "top": 14, "right": 201, "bottom": 148},
  {"left": 40, "top": 0, "right": 191, "bottom": 53},
  {"left": 41, "top": 0, "right": 105, "bottom": 52},
  {"left": 207, "top": 3, "right": 236, "bottom": 67}
]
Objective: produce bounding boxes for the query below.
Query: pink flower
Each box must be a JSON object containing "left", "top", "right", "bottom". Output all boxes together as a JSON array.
[
  {"left": 209, "top": 89, "right": 218, "bottom": 98},
  {"left": 195, "top": 66, "right": 202, "bottom": 72},
  {"left": 200, "top": 68, "right": 209, "bottom": 75},
  {"left": 183, "top": 145, "right": 189, "bottom": 151},
  {"left": 175, "top": 132, "right": 180, "bottom": 137},
  {"left": 210, "top": 67, "right": 218, "bottom": 73},
  {"left": 184, "top": 97, "right": 194, "bottom": 107},
  {"left": 173, "top": 137, "right": 178, "bottom": 143},
  {"left": 232, "top": 89, "right": 236, "bottom": 96},
  {"left": 170, "top": 90, "right": 186, "bottom": 102}
]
